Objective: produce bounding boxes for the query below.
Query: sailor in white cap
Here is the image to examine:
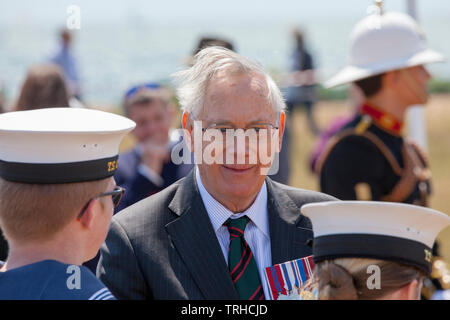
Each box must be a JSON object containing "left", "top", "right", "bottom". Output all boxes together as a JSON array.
[
  {"left": 316, "top": 1, "right": 444, "bottom": 207},
  {"left": 0, "top": 107, "right": 135, "bottom": 300},
  {"left": 301, "top": 201, "right": 450, "bottom": 300}
]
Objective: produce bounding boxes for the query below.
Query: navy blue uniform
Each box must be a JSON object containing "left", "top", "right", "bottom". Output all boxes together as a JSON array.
[{"left": 0, "top": 260, "right": 115, "bottom": 300}]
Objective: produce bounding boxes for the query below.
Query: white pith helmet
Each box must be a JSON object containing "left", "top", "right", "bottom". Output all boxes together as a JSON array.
[{"left": 325, "top": 9, "right": 445, "bottom": 88}]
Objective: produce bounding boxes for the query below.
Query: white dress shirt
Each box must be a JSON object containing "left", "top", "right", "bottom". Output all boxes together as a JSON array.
[{"left": 195, "top": 168, "right": 272, "bottom": 299}]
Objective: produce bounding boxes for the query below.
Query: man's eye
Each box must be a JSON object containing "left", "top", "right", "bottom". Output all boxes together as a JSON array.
[
  {"left": 213, "top": 127, "right": 233, "bottom": 133},
  {"left": 248, "top": 127, "right": 267, "bottom": 132}
]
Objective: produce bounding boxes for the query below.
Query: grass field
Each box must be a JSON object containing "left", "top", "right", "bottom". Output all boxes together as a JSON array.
[{"left": 287, "top": 93, "right": 450, "bottom": 263}]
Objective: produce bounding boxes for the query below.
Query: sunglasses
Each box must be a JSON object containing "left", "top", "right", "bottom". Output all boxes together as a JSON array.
[
  {"left": 77, "top": 186, "right": 125, "bottom": 220},
  {"left": 124, "top": 83, "right": 161, "bottom": 100}
]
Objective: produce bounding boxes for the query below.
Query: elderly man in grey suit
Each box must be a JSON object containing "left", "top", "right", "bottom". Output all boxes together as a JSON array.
[{"left": 97, "top": 47, "right": 337, "bottom": 300}]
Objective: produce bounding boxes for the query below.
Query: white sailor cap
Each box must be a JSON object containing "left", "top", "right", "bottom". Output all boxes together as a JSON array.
[
  {"left": 301, "top": 201, "right": 450, "bottom": 274},
  {"left": 0, "top": 108, "right": 136, "bottom": 184}
]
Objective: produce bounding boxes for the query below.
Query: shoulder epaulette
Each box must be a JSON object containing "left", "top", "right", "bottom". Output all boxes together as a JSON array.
[{"left": 354, "top": 115, "right": 372, "bottom": 135}]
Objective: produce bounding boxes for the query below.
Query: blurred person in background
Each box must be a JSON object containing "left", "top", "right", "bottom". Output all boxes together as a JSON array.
[
  {"left": 49, "top": 29, "right": 82, "bottom": 100},
  {"left": 113, "top": 83, "right": 193, "bottom": 212},
  {"left": 188, "top": 36, "right": 235, "bottom": 66},
  {"left": 193, "top": 36, "right": 234, "bottom": 55},
  {"left": 14, "top": 64, "right": 70, "bottom": 111},
  {"left": 275, "top": 28, "right": 319, "bottom": 185},
  {"left": 283, "top": 28, "right": 319, "bottom": 135}
]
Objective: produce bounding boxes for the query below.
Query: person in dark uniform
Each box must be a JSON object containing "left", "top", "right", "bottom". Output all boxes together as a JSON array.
[
  {"left": 316, "top": 5, "right": 446, "bottom": 299},
  {"left": 0, "top": 107, "right": 135, "bottom": 299},
  {"left": 318, "top": 99, "right": 432, "bottom": 205},
  {"left": 317, "top": 9, "right": 444, "bottom": 205}
]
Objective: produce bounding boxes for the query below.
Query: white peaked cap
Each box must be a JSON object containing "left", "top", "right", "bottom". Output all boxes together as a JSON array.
[
  {"left": 301, "top": 201, "right": 450, "bottom": 274},
  {"left": 0, "top": 108, "right": 136, "bottom": 183},
  {"left": 325, "top": 12, "right": 445, "bottom": 88}
]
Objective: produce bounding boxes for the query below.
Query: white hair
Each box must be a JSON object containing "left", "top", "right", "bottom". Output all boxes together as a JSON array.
[{"left": 172, "top": 46, "right": 286, "bottom": 119}]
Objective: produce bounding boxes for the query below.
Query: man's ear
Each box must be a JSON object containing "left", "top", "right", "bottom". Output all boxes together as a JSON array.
[
  {"left": 77, "top": 199, "right": 98, "bottom": 230},
  {"left": 394, "top": 279, "right": 421, "bottom": 300},
  {"left": 182, "top": 112, "right": 194, "bottom": 152},
  {"left": 405, "top": 279, "right": 421, "bottom": 300},
  {"left": 182, "top": 112, "right": 190, "bottom": 130}
]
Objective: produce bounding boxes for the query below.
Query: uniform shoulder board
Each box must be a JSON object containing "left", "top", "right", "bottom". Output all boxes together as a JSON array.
[
  {"left": 354, "top": 115, "right": 372, "bottom": 135},
  {"left": 354, "top": 182, "right": 372, "bottom": 201}
]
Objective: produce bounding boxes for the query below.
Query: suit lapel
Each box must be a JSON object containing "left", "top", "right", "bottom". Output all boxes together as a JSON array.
[
  {"left": 165, "top": 170, "right": 239, "bottom": 299},
  {"left": 266, "top": 178, "right": 314, "bottom": 265}
]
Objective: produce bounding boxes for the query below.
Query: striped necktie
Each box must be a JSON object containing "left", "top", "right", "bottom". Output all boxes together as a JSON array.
[{"left": 225, "top": 216, "right": 264, "bottom": 300}]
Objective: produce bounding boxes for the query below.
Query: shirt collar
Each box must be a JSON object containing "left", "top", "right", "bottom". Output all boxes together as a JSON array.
[{"left": 195, "top": 167, "right": 269, "bottom": 238}]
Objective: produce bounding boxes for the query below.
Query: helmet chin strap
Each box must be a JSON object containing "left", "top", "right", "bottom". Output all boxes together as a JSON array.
[{"left": 399, "top": 68, "right": 428, "bottom": 105}]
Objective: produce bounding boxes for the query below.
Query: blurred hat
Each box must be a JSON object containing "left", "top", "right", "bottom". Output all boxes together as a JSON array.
[
  {"left": 193, "top": 37, "right": 234, "bottom": 55},
  {"left": 325, "top": 11, "right": 445, "bottom": 88},
  {"left": 0, "top": 108, "right": 135, "bottom": 184},
  {"left": 301, "top": 201, "right": 450, "bottom": 274}
]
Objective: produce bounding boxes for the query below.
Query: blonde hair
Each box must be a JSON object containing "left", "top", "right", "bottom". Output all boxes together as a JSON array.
[
  {"left": 311, "top": 258, "right": 425, "bottom": 300},
  {"left": 0, "top": 178, "right": 110, "bottom": 243}
]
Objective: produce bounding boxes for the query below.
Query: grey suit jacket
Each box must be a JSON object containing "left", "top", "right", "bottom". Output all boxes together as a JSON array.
[{"left": 97, "top": 169, "right": 337, "bottom": 300}]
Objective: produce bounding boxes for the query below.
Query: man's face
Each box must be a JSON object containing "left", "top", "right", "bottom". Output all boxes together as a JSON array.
[
  {"left": 128, "top": 100, "right": 171, "bottom": 144},
  {"left": 191, "top": 72, "right": 284, "bottom": 206},
  {"left": 396, "top": 65, "right": 432, "bottom": 105}
]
